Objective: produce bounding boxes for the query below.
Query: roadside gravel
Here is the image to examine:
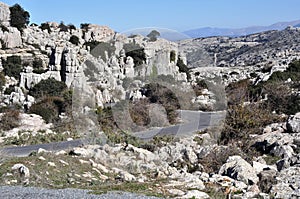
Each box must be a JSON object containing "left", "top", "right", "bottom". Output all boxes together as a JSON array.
[{"left": 0, "top": 186, "right": 162, "bottom": 199}]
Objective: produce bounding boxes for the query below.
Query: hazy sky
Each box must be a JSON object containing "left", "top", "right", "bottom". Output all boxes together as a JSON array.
[{"left": 2, "top": 0, "right": 300, "bottom": 32}]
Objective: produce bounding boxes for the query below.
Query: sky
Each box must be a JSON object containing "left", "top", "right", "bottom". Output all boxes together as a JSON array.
[{"left": 2, "top": 0, "right": 300, "bottom": 32}]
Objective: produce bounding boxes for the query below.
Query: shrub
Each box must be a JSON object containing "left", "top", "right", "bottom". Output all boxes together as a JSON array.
[
  {"left": 170, "top": 50, "right": 176, "bottom": 62},
  {"left": 143, "top": 83, "right": 179, "bottom": 124},
  {"left": 32, "top": 58, "right": 46, "bottom": 74},
  {"left": 2, "top": 55, "right": 22, "bottom": 79},
  {"left": 40, "top": 23, "right": 51, "bottom": 33},
  {"left": 193, "top": 79, "right": 208, "bottom": 96},
  {"left": 129, "top": 99, "right": 150, "bottom": 126},
  {"left": 68, "top": 24, "right": 76, "bottom": 30},
  {"left": 80, "top": 23, "right": 90, "bottom": 31},
  {"left": 29, "top": 78, "right": 67, "bottom": 98},
  {"left": 199, "top": 146, "right": 244, "bottom": 174},
  {"left": 177, "top": 56, "right": 190, "bottom": 80},
  {"left": 4, "top": 85, "right": 15, "bottom": 95},
  {"left": 0, "top": 109, "right": 20, "bottom": 131},
  {"left": 0, "top": 72, "right": 5, "bottom": 91},
  {"left": 0, "top": 24, "right": 9, "bottom": 32},
  {"left": 123, "top": 43, "right": 146, "bottom": 67},
  {"left": 58, "top": 21, "right": 68, "bottom": 32},
  {"left": 29, "top": 96, "right": 69, "bottom": 123},
  {"left": 219, "top": 103, "right": 283, "bottom": 145},
  {"left": 9, "top": 4, "right": 30, "bottom": 31},
  {"left": 69, "top": 35, "right": 80, "bottom": 45}
]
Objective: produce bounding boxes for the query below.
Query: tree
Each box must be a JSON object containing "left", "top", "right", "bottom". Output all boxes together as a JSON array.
[
  {"left": 40, "top": 23, "right": 51, "bottom": 33},
  {"left": 58, "top": 21, "right": 68, "bottom": 32},
  {"left": 9, "top": 4, "right": 30, "bottom": 31},
  {"left": 69, "top": 35, "right": 80, "bottom": 45},
  {"left": 147, "top": 30, "right": 160, "bottom": 42}
]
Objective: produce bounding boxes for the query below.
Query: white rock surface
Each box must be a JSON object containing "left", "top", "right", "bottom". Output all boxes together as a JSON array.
[{"left": 219, "top": 156, "right": 259, "bottom": 184}]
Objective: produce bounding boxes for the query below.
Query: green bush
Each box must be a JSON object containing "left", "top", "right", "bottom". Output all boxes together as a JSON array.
[
  {"left": 69, "top": 35, "right": 80, "bottom": 45},
  {"left": 9, "top": 4, "right": 30, "bottom": 31},
  {"left": 123, "top": 43, "right": 146, "bottom": 67},
  {"left": 40, "top": 23, "right": 51, "bottom": 33},
  {"left": 29, "top": 78, "right": 67, "bottom": 98},
  {"left": 2, "top": 55, "right": 22, "bottom": 79}
]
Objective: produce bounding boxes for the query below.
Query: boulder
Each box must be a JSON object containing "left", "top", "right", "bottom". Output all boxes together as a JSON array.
[
  {"left": 11, "top": 163, "right": 30, "bottom": 184},
  {"left": 219, "top": 156, "right": 259, "bottom": 184},
  {"left": 287, "top": 112, "right": 300, "bottom": 133}
]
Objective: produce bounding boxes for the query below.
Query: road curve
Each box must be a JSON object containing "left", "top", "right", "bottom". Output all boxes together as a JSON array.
[{"left": 0, "top": 110, "right": 226, "bottom": 157}]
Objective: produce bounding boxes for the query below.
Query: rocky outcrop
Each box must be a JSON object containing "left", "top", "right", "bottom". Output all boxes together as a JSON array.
[
  {"left": 219, "top": 155, "right": 259, "bottom": 184},
  {"left": 0, "top": 2, "right": 10, "bottom": 26},
  {"left": 0, "top": 27, "right": 22, "bottom": 48}
]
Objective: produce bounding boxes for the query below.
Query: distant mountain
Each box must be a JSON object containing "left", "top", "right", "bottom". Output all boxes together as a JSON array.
[{"left": 183, "top": 20, "right": 300, "bottom": 38}]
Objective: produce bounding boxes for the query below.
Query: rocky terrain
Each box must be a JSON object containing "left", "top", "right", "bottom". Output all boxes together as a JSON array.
[{"left": 0, "top": 2, "right": 299, "bottom": 199}]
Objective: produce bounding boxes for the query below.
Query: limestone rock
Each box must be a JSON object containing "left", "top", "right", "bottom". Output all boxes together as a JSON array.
[
  {"left": 11, "top": 163, "right": 30, "bottom": 184},
  {"left": 0, "top": 2, "right": 10, "bottom": 26},
  {"left": 219, "top": 156, "right": 259, "bottom": 184},
  {"left": 287, "top": 112, "right": 300, "bottom": 133},
  {"left": 180, "top": 190, "right": 210, "bottom": 199},
  {"left": 11, "top": 164, "right": 30, "bottom": 178},
  {"left": 1, "top": 27, "right": 22, "bottom": 48}
]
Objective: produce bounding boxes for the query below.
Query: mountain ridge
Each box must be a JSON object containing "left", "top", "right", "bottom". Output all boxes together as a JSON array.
[{"left": 183, "top": 19, "right": 300, "bottom": 38}]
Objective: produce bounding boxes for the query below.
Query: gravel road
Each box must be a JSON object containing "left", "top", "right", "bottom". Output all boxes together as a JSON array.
[{"left": 0, "top": 186, "right": 161, "bottom": 199}]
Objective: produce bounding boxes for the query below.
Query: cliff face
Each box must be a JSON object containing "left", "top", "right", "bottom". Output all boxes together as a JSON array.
[{"left": 0, "top": 2, "right": 188, "bottom": 111}]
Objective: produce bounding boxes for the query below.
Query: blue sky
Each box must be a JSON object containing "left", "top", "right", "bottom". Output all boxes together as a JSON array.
[{"left": 2, "top": 0, "right": 300, "bottom": 32}]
